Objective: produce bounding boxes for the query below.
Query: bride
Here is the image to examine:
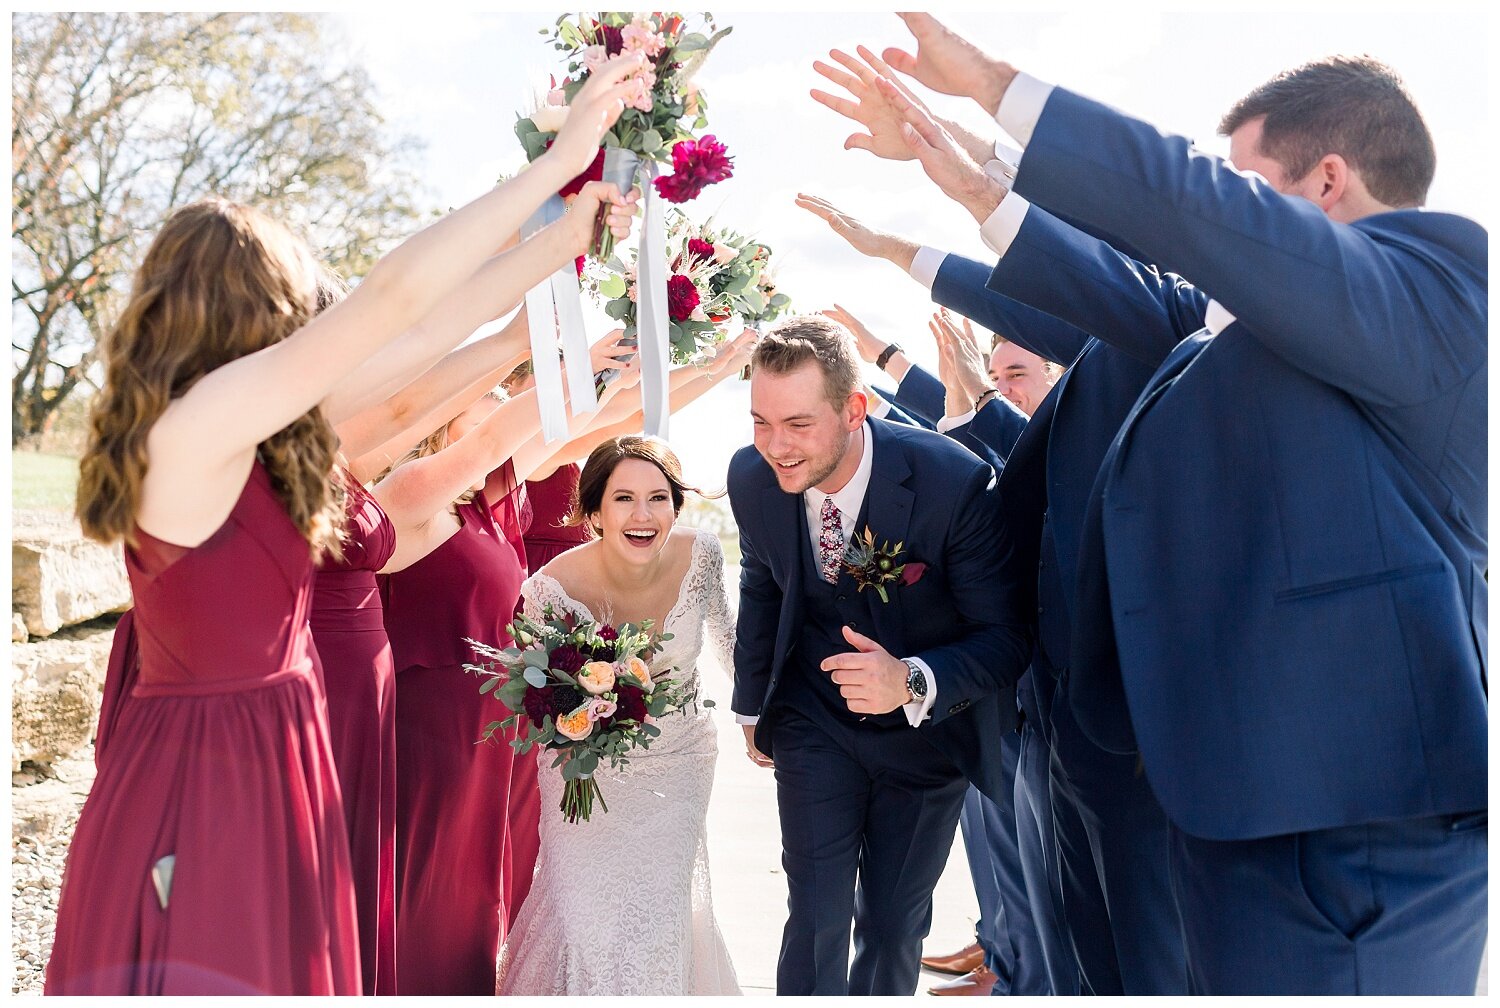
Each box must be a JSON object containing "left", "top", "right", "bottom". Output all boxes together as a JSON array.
[{"left": 496, "top": 435, "right": 741, "bottom": 996}]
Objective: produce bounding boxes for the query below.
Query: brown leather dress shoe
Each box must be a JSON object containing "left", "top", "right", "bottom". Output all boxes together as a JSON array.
[
  {"left": 920, "top": 940, "right": 984, "bottom": 976},
  {"left": 927, "top": 964, "right": 999, "bottom": 996}
]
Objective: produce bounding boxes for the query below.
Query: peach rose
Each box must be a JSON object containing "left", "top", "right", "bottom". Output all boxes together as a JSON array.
[
  {"left": 712, "top": 242, "right": 736, "bottom": 265},
  {"left": 621, "top": 656, "right": 653, "bottom": 690},
  {"left": 577, "top": 660, "right": 617, "bottom": 695},
  {"left": 556, "top": 704, "right": 595, "bottom": 741},
  {"left": 530, "top": 103, "right": 569, "bottom": 133}
]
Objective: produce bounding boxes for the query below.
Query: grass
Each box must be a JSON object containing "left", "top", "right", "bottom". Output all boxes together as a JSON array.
[{"left": 12, "top": 450, "right": 80, "bottom": 513}]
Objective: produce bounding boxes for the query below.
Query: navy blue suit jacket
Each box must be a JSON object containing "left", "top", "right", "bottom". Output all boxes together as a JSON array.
[
  {"left": 727, "top": 418, "right": 1033, "bottom": 805},
  {"left": 929, "top": 253, "right": 1168, "bottom": 740},
  {"left": 1003, "top": 86, "right": 1487, "bottom": 840},
  {"left": 893, "top": 362, "right": 1027, "bottom": 468}
]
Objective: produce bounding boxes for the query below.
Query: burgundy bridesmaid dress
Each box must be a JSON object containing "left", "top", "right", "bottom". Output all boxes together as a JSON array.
[
  {"left": 46, "top": 462, "right": 360, "bottom": 995},
  {"left": 380, "top": 470, "right": 525, "bottom": 996},
  {"left": 522, "top": 462, "right": 591, "bottom": 571},
  {"left": 501, "top": 463, "right": 593, "bottom": 926},
  {"left": 311, "top": 472, "right": 398, "bottom": 995}
]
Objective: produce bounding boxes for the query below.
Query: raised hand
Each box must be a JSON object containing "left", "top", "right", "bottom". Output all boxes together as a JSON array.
[
  {"left": 813, "top": 46, "right": 996, "bottom": 167},
  {"left": 873, "top": 76, "right": 1008, "bottom": 225},
  {"left": 591, "top": 327, "right": 637, "bottom": 376},
  {"left": 811, "top": 45, "right": 927, "bottom": 160},
  {"left": 821, "top": 304, "right": 887, "bottom": 365},
  {"left": 884, "top": 13, "right": 1015, "bottom": 115},
  {"left": 931, "top": 313, "right": 969, "bottom": 417},
  {"left": 795, "top": 193, "right": 918, "bottom": 270},
  {"left": 708, "top": 328, "right": 758, "bottom": 376},
  {"left": 546, "top": 50, "right": 649, "bottom": 176},
  {"left": 558, "top": 181, "right": 639, "bottom": 252},
  {"left": 935, "top": 309, "right": 995, "bottom": 402}
]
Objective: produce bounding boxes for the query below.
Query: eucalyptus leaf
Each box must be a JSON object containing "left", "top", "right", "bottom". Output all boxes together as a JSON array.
[
  {"left": 604, "top": 297, "right": 633, "bottom": 321},
  {"left": 598, "top": 274, "right": 627, "bottom": 299},
  {"left": 522, "top": 667, "right": 550, "bottom": 688},
  {"left": 640, "top": 128, "right": 664, "bottom": 154},
  {"left": 522, "top": 649, "right": 550, "bottom": 669}
]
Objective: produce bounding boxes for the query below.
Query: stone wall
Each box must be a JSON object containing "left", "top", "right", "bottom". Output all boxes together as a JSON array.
[{"left": 11, "top": 511, "right": 124, "bottom": 772}]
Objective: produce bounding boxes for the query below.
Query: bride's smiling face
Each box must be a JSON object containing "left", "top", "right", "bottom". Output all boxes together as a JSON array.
[{"left": 591, "top": 458, "right": 678, "bottom": 566}]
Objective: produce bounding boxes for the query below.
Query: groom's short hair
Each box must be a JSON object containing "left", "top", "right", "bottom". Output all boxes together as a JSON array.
[{"left": 751, "top": 315, "right": 860, "bottom": 411}]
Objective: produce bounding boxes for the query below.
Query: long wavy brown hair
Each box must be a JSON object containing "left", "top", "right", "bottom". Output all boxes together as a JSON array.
[{"left": 76, "top": 198, "right": 345, "bottom": 557}]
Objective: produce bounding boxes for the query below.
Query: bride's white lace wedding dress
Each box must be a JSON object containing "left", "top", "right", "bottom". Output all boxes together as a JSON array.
[{"left": 495, "top": 527, "right": 742, "bottom": 996}]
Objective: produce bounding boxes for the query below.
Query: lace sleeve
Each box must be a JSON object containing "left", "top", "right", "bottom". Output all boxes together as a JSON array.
[
  {"left": 520, "top": 573, "right": 582, "bottom": 625},
  {"left": 697, "top": 531, "right": 737, "bottom": 685}
]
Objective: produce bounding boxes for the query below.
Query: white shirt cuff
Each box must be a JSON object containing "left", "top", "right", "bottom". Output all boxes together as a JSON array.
[
  {"left": 994, "top": 71, "right": 1055, "bottom": 148},
  {"left": 868, "top": 397, "right": 892, "bottom": 419},
  {"left": 980, "top": 193, "right": 1032, "bottom": 258},
  {"left": 908, "top": 245, "right": 948, "bottom": 290},
  {"left": 734, "top": 714, "right": 758, "bottom": 725},
  {"left": 936, "top": 410, "right": 975, "bottom": 434},
  {"left": 901, "top": 657, "right": 937, "bottom": 726}
]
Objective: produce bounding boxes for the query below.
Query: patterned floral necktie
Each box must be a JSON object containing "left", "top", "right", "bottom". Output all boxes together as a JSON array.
[{"left": 818, "top": 495, "right": 843, "bottom": 584}]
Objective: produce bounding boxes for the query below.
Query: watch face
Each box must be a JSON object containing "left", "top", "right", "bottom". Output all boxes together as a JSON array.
[{"left": 907, "top": 663, "right": 928, "bottom": 698}]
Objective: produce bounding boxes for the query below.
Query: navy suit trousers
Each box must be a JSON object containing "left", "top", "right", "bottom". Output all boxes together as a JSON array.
[
  {"left": 958, "top": 731, "right": 1049, "bottom": 994},
  {"left": 1049, "top": 686, "right": 1188, "bottom": 994},
  {"left": 1170, "top": 812, "right": 1487, "bottom": 994},
  {"left": 1014, "top": 719, "right": 1080, "bottom": 995},
  {"left": 770, "top": 704, "right": 968, "bottom": 995}
]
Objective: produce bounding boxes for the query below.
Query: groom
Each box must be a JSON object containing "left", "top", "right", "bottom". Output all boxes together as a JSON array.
[{"left": 728, "top": 315, "right": 1032, "bottom": 996}]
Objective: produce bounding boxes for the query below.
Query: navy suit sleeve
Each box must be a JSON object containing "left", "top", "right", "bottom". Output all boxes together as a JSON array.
[
  {"left": 727, "top": 462, "right": 779, "bottom": 718},
  {"left": 968, "top": 397, "right": 1029, "bottom": 459},
  {"left": 879, "top": 400, "right": 922, "bottom": 428},
  {"left": 989, "top": 204, "right": 1209, "bottom": 369},
  {"left": 1017, "top": 86, "right": 1488, "bottom": 405},
  {"left": 917, "top": 462, "right": 1033, "bottom": 724},
  {"left": 932, "top": 252, "right": 1092, "bottom": 366},
  {"left": 892, "top": 363, "right": 947, "bottom": 426}
]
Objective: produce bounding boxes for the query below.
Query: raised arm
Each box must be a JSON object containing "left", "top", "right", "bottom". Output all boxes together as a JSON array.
[
  {"left": 341, "top": 309, "right": 532, "bottom": 483},
  {"left": 150, "top": 53, "right": 647, "bottom": 465},
  {"left": 1013, "top": 87, "right": 1486, "bottom": 403}
]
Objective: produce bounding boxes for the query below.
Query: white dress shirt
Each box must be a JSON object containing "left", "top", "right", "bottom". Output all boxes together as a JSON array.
[{"left": 737, "top": 422, "right": 937, "bottom": 728}]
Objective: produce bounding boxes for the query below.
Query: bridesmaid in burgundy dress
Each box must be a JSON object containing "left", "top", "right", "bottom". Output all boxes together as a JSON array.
[
  {"left": 374, "top": 348, "right": 643, "bottom": 994},
  {"left": 49, "top": 59, "right": 647, "bottom": 994},
  {"left": 311, "top": 471, "right": 399, "bottom": 995}
]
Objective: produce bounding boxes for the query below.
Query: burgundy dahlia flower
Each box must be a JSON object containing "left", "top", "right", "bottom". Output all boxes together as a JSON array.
[
  {"left": 651, "top": 135, "right": 734, "bottom": 204},
  {"left": 667, "top": 274, "right": 700, "bottom": 322},
  {"left": 686, "top": 237, "right": 716, "bottom": 265},
  {"left": 550, "top": 644, "right": 587, "bottom": 674},
  {"left": 613, "top": 683, "right": 649, "bottom": 724}
]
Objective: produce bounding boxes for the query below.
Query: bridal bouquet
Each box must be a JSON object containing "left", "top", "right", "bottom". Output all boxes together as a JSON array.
[
  {"left": 516, "top": 12, "right": 735, "bottom": 260},
  {"left": 467, "top": 605, "right": 707, "bottom": 823},
  {"left": 585, "top": 210, "right": 793, "bottom": 364}
]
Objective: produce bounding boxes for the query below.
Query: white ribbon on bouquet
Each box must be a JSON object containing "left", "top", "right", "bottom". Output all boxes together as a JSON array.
[
  {"left": 521, "top": 195, "right": 599, "bottom": 444},
  {"left": 597, "top": 148, "right": 671, "bottom": 440}
]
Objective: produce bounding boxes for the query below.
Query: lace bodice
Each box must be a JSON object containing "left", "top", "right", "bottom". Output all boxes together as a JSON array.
[{"left": 519, "top": 527, "right": 735, "bottom": 700}]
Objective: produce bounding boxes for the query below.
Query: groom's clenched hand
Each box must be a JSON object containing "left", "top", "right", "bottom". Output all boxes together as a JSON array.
[{"left": 823, "top": 626, "right": 911, "bottom": 715}]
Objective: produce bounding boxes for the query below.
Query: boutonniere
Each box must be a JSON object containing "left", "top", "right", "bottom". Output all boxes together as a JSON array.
[{"left": 842, "top": 527, "right": 927, "bottom": 603}]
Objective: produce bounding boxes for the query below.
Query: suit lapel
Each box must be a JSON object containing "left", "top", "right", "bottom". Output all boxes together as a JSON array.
[{"left": 859, "top": 421, "right": 914, "bottom": 657}]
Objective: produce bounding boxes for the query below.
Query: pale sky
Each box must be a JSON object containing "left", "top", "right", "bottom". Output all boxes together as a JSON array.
[{"left": 329, "top": 5, "right": 1491, "bottom": 487}]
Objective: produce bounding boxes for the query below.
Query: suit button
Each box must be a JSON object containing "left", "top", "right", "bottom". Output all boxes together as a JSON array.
[
  {"left": 837, "top": 594, "right": 847, "bottom": 602},
  {"left": 1037, "top": 606, "right": 1045, "bottom": 615},
  {"left": 948, "top": 700, "right": 970, "bottom": 715},
  {"left": 848, "top": 620, "right": 859, "bottom": 629}
]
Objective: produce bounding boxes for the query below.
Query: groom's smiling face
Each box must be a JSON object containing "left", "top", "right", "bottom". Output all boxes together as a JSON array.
[{"left": 751, "top": 361, "right": 867, "bottom": 495}]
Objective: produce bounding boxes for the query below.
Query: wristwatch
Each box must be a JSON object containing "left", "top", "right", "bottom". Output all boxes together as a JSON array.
[
  {"left": 875, "top": 343, "right": 902, "bottom": 371},
  {"left": 903, "top": 659, "right": 928, "bottom": 704}
]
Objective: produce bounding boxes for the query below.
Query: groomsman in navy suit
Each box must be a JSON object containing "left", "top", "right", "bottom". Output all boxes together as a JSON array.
[
  {"left": 855, "top": 13, "right": 1486, "bottom": 995},
  {"left": 798, "top": 192, "right": 1185, "bottom": 995}
]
